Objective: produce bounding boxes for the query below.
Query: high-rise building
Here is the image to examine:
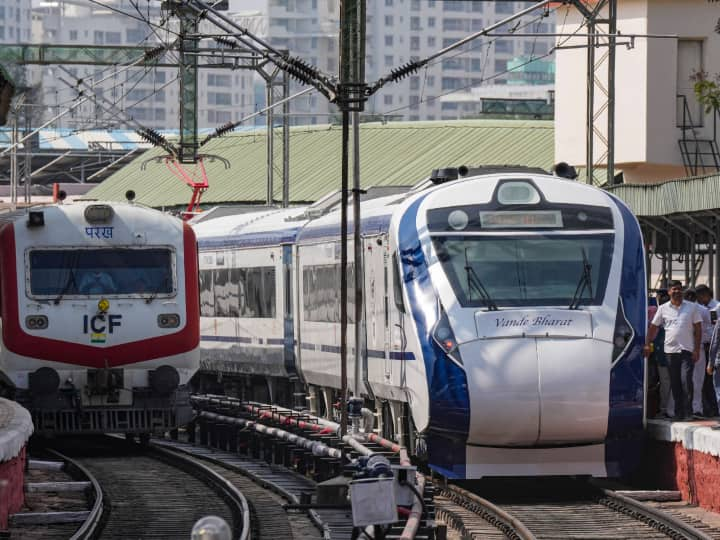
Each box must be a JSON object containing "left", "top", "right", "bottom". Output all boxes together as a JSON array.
[
  {"left": 25, "top": 0, "right": 555, "bottom": 129},
  {"left": 29, "top": 0, "right": 256, "bottom": 131}
]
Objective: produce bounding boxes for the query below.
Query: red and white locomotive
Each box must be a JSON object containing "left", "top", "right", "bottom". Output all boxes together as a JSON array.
[{"left": 0, "top": 198, "right": 200, "bottom": 435}]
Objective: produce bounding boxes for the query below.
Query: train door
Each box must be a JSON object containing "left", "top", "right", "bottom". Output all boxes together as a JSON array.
[{"left": 363, "top": 236, "right": 386, "bottom": 389}]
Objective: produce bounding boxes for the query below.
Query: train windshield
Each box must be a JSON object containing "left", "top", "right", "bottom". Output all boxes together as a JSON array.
[
  {"left": 432, "top": 234, "right": 614, "bottom": 308},
  {"left": 28, "top": 248, "right": 175, "bottom": 298}
]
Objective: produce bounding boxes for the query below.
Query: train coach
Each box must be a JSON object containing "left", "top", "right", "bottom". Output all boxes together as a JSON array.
[
  {"left": 192, "top": 165, "right": 647, "bottom": 479},
  {"left": 0, "top": 198, "right": 200, "bottom": 436}
]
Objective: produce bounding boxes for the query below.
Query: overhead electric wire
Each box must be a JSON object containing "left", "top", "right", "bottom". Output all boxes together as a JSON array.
[{"left": 381, "top": 5, "right": 578, "bottom": 118}]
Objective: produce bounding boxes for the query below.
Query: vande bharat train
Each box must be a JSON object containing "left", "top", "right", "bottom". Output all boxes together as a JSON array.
[
  {"left": 0, "top": 197, "right": 200, "bottom": 435},
  {"left": 192, "top": 166, "right": 646, "bottom": 479}
]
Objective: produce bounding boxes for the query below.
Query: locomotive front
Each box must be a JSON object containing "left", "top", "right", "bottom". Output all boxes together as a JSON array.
[
  {"left": 394, "top": 173, "right": 646, "bottom": 478},
  {"left": 0, "top": 202, "right": 200, "bottom": 435}
]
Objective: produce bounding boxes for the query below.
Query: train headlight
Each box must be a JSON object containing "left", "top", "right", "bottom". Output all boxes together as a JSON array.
[
  {"left": 448, "top": 210, "right": 469, "bottom": 231},
  {"left": 431, "top": 304, "right": 462, "bottom": 366},
  {"left": 612, "top": 298, "right": 634, "bottom": 363},
  {"left": 157, "top": 313, "right": 180, "bottom": 328},
  {"left": 98, "top": 298, "right": 110, "bottom": 313},
  {"left": 84, "top": 204, "right": 114, "bottom": 223},
  {"left": 497, "top": 181, "right": 540, "bottom": 205},
  {"left": 25, "top": 315, "right": 48, "bottom": 330}
]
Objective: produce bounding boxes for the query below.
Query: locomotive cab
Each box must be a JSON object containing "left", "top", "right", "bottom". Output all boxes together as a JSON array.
[{"left": 0, "top": 202, "right": 200, "bottom": 435}]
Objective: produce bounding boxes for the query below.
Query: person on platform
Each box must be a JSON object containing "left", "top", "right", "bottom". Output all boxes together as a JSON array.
[
  {"left": 648, "top": 292, "right": 672, "bottom": 418},
  {"left": 645, "top": 281, "right": 703, "bottom": 420},
  {"left": 706, "top": 313, "right": 720, "bottom": 420},
  {"left": 696, "top": 284, "right": 720, "bottom": 417},
  {"left": 684, "top": 288, "right": 711, "bottom": 419}
]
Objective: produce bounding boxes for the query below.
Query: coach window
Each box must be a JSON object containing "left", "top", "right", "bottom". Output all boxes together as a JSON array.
[
  {"left": 213, "top": 268, "right": 240, "bottom": 318},
  {"left": 199, "top": 269, "right": 214, "bottom": 316},
  {"left": 238, "top": 267, "right": 276, "bottom": 318},
  {"left": 303, "top": 264, "right": 355, "bottom": 323}
]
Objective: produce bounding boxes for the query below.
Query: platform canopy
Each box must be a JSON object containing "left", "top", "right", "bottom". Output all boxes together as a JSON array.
[
  {"left": 86, "top": 119, "right": 556, "bottom": 207},
  {"left": 607, "top": 174, "right": 720, "bottom": 291}
]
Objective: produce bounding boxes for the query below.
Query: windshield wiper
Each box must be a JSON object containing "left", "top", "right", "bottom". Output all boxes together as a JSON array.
[
  {"left": 54, "top": 271, "right": 77, "bottom": 304},
  {"left": 146, "top": 276, "right": 169, "bottom": 304},
  {"left": 464, "top": 248, "right": 498, "bottom": 311},
  {"left": 568, "top": 248, "right": 593, "bottom": 310}
]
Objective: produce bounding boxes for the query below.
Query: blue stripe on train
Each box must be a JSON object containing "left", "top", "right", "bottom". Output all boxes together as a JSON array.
[
  {"left": 397, "top": 196, "right": 469, "bottom": 478},
  {"left": 606, "top": 194, "right": 646, "bottom": 477}
]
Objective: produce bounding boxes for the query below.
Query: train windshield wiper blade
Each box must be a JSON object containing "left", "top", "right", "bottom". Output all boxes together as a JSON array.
[
  {"left": 464, "top": 248, "right": 498, "bottom": 311},
  {"left": 145, "top": 277, "right": 169, "bottom": 304},
  {"left": 568, "top": 248, "right": 593, "bottom": 310},
  {"left": 54, "top": 270, "right": 77, "bottom": 305}
]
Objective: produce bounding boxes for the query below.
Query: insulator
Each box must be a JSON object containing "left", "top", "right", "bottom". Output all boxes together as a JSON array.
[
  {"left": 214, "top": 36, "right": 239, "bottom": 49},
  {"left": 214, "top": 121, "right": 236, "bottom": 138},
  {"left": 287, "top": 57, "right": 320, "bottom": 81},
  {"left": 389, "top": 61, "right": 421, "bottom": 82},
  {"left": 283, "top": 61, "right": 315, "bottom": 86},
  {"left": 144, "top": 46, "right": 166, "bottom": 61}
]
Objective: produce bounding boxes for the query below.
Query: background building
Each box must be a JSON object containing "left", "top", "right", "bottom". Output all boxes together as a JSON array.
[
  {"left": 22, "top": 0, "right": 556, "bottom": 129},
  {"left": 555, "top": 0, "right": 720, "bottom": 184}
]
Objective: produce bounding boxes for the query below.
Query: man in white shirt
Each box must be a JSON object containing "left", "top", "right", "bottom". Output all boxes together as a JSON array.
[{"left": 645, "top": 281, "right": 703, "bottom": 420}]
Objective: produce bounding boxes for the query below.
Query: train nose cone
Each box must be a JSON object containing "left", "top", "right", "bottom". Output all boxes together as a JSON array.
[{"left": 462, "top": 309, "right": 610, "bottom": 447}]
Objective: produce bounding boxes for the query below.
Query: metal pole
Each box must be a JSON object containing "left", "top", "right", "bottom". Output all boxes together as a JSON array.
[
  {"left": 353, "top": 111, "right": 363, "bottom": 398},
  {"left": 23, "top": 100, "right": 31, "bottom": 203},
  {"left": 266, "top": 79, "right": 274, "bottom": 205},
  {"left": 586, "top": 19, "right": 595, "bottom": 185},
  {"left": 10, "top": 112, "right": 17, "bottom": 207},
  {"left": 282, "top": 70, "right": 290, "bottom": 208},
  {"left": 178, "top": 6, "right": 199, "bottom": 163},
  {"left": 708, "top": 231, "right": 714, "bottom": 292},
  {"left": 716, "top": 219, "right": 720, "bottom": 292},
  {"left": 340, "top": 110, "right": 350, "bottom": 437},
  {"left": 607, "top": 0, "right": 617, "bottom": 185}
]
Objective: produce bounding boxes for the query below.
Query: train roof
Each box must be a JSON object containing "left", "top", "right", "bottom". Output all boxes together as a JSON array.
[
  {"left": 192, "top": 168, "right": 616, "bottom": 249},
  {"left": 193, "top": 207, "right": 310, "bottom": 249}
]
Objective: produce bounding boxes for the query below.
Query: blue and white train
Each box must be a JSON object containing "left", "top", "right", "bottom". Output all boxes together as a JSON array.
[{"left": 192, "top": 166, "right": 647, "bottom": 479}]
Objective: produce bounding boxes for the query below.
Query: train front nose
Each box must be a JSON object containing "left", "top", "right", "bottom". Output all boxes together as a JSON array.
[{"left": 461, "top": 311, "right": 611, "bottom": 447}]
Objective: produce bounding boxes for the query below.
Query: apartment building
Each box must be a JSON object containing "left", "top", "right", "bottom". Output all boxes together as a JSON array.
[
  {"left": 23, "top": 0, "right": 554, "bottom": 129},
  {"left": 29, "top": 0, "right": 255, "bottom": 131}
]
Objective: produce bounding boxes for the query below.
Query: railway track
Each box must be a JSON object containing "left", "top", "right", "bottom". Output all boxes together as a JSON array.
[
  {"left": 435, "top": 480, "right": 718, "bottom": 540},
  {"left": 19, "top": 436, "right": 249, "bottom": 540},
  {"left": 153, "top": 438, "right": 329, "bottom": 539}
]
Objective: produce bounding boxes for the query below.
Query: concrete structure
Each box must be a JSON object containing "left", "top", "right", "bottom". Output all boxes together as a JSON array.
[
  {"left": 555, "top": 0, "right": 720, "bottom": 184},
  {"left": 439, "top": 83, "right": 554, "bottom": 120},
  {"left": 24, "top": 1, "right": 556, "bottom": 128},
  {"left": 644, "top": 419, "right": 720, "bottom": 512},
  {"left": 0, "top": 399, "right": 33, "bottom": 531},
  {"left": 0, "top": 0, "right": 31, "bottom": 44}
]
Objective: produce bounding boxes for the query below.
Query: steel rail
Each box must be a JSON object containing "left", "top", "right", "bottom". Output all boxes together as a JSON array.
[
  {"left": 44, "top": 449, "right": 104, "bottom": 540},
  {"left": 147, "top": 442, "right": 251, "bottom": 540},
  {"left": 438, "top": 483, "right": 536, "bottom": 540},
  {"left": 600, "top": 489, "right": 714, "bottom": 540}
]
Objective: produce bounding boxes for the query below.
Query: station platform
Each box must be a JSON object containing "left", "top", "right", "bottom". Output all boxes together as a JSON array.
[
  {"left": 643, "top": 417, "right": 720, "bottom": 513},
  {"left": 0, "top": 398, "right": 33, "bottom": 531}
]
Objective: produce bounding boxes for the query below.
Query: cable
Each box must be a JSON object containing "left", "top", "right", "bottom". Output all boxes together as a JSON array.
[
  {"left": 380, "top": 6, "right": 578, "bottom": 117},
  {"left": 87, "top": 0, "right": 180, "bottom": 38}
]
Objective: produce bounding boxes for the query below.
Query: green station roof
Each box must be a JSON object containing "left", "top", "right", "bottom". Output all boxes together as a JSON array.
[
  {"left": 607, "top": 174, "right": 720, "bottom": 217},
  {"left": 87, "top": 119, "right": 555, "bottom": 208}
]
